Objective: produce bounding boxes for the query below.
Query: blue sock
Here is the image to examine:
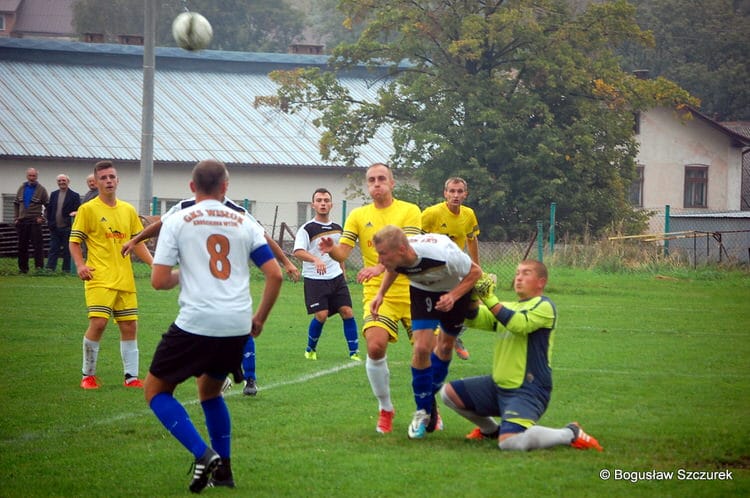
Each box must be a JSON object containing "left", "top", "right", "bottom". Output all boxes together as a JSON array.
[
  {"left": 343, "top": 317, "right": 358, "bottom": 354},
  {"left": 149, "top": 392, "right": 207, "bottom": 458},
  {"left": 242, "top": 336, "right": 256, "bottom": 382},
  {"left": 411, "top": 366, "right": 433, "bottom": 413},
  {"left": 202, "top": 396, "right": 231, "bottom": 459},
  {"left": 307, "top": 318, "right": 324, "bottom": 352},
  {"left": 430, "top": 352, "right": 451, "bottom": 395}
]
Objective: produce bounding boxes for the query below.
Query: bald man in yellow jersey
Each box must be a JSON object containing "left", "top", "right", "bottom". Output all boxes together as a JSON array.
[{"left": 319, "top": 163, "right": 421, "bottom": 434}]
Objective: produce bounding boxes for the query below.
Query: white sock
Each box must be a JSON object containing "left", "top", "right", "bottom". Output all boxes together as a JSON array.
[
  {"left": 82, "top": 337, "right": 100, "bottom": 376},
  {"left": 366, "top": 355, "right": 393, "bottom": 412},
  {"left": 498, "top": 425, "right": 575, "bottom": 451},
  {"left": 440, "top": 385, "right": 499, "bottom": 435},
  {"left": 120, "top": 340, "right": 139, "bottom": 379}
]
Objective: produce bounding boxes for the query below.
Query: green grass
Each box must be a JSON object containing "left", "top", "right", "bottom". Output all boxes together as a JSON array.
[{"left": 1, "top": 262, "right": 749, "bottom": 497}]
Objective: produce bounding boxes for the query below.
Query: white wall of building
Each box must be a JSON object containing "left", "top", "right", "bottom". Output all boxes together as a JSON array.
[
  {"left": 637, "top": 107, "right": 742, "bottom": 212},
  {"left": 1, "top": 160, "right": 376, "bottom": 233}
]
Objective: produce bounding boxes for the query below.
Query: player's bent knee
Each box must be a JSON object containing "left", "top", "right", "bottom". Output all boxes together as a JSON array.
[{"left": 439, "top": 384, "right": 458, "bottom": 409}]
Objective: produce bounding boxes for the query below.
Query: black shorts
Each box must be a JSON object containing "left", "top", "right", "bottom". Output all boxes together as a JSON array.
[
  {"left": 148, "top": 323, "right": 250, "bottom": 383},
  {"left": 409, "top": 286, "right": 471, "bottom": 336},
  {"left": 303, "top": 274, "right": 353, "bottom": 315}
]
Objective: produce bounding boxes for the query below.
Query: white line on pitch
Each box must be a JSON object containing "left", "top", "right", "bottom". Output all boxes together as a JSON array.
[{"left": 8, "top": 361, "right": 361, "bottom": 445}]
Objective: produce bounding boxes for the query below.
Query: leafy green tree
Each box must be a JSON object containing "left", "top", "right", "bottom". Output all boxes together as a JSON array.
[
  {"left": 72, "top": 0, "right": 305, "bottom": 53},
  {"left": 620, "top": 0, "right": 750, "bottom": 121},
  {"left": 269, "top": 0, "right": 696, "bottom": 239}
]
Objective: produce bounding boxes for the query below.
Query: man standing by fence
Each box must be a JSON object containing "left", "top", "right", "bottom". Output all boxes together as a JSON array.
[
  {"left": 45, "top": 174, "right": 81, "bottom": 273},
  {"left": 13, "top": 168, "right": 49, "bottom": 274}
]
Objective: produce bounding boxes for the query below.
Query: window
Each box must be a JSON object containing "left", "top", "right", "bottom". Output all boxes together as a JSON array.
[
  {"left": 684, "top": 165, "right": 708, "bottom": 208},
  {"left": 0, "top": 15, "right": 6, "bottom": 32},
  {"left": 297, "top": 202, "right": 311, "bottom": 226},
  {"left": 244, "top": 200, "right": 255, "bottom": 216},
  {"left": 149, "top": 198, "right": 181, "bottom": 216},
  {"left": 2, "top": 194, "right": 16, "bottom": 222},
  {"left": 629, "top": 165, "right": 644, "bottom": 207}
]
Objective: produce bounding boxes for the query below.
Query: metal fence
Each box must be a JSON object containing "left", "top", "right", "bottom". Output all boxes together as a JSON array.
[
  {"left": 641, "top": 207, "right": 750, "bottom": 265},
  {"left": 3, "top": 202, "right": 748, "bottom": 270}
]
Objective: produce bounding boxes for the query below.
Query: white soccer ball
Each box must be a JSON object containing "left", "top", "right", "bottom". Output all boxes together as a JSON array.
[{"left": 172, "top": 12, "right": 213, "bottom": 51}]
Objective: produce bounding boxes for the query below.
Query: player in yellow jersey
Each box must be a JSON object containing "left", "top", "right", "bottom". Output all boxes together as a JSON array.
[
  {"left": 421, "top": 177, "right": 480, "bottom": 360},
  {"left": 69, "top": 161, "right": 154, "bottom": 389},
  {"left": 319, "top": 163, "right": 421, "bottom": 434}
]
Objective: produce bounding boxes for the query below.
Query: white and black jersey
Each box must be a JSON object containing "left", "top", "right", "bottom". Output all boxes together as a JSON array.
[
  {"left": 395, "top": 233, "right": 472, "bottom": 292},
  {"left": 162, "top": 196, "right": 265, "bottom": 231},
  {"left": 293, "top": 219, "right": 344, "bottom": 280}
]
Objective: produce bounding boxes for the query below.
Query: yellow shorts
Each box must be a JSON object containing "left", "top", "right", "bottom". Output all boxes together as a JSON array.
[
  {"left": 85, "top": 287, "right": 138, "bottom": 322},
  {"left": 362, "top": 295, "right": 411, "bottom": 343}
]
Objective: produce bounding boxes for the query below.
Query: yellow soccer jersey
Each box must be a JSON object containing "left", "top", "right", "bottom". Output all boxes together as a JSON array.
[
  {"left": 421, "top": 202, "right": 480, "bottom": 252},
  {"left": 340, "top": 199, "right": 421, "bottom": 299},
  {"left": 70, "top": 197, "right": 144, "bottom": 292}
]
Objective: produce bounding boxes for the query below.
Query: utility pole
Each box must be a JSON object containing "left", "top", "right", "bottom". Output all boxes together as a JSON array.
[{"left": 139, "top": 0, "right": 155, "bottom": 215}]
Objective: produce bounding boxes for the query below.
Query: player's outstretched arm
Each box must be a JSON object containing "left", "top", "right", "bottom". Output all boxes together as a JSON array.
[
  {"left": 370, "top": 270, "right": 397, "bottom": 318},
  {"left": 122, "top": 218, "right": 163, "bottom": 257},
  {"left": 70, "top": 241, "right": 93, "bottom": 280},
  {"left": 436, "top": 262, "right": 483, "bottom": 312},
  {"left": 357, "top": 263, "right": 385, "bottom": 284},
  {"left": 319, "top": 236, "right": 353, "bottom": 263},
  {"left": 294, "top": 248, "right": 329, "bottom": 276},
  {"left": 251, "top": 258, "right": 283, "bottom": 337},
  {"left": 467, "top": 237, "right": 480, "bottom": 265},
  {"left": 264, "top": 234, "right": 300, "bottom": 282},
  {"left": 151, "top": 263, "right": 179, "bottom": 290},
  {"left": 132, "top": 240, "right": 154, "bottom": 267}
]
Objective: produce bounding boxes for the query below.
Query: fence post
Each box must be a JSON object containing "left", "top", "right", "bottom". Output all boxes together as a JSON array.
[
  {"left": 537, "top": 220, "right": 544, "bottom": 262},
  {"left": 549, "top": 202, "right": 556, "bottom": 254},
  {"left": 271, "top": 205, "right": 279, "bottom": 239},
  {"left": 151, "top": 196, "right": 158, "bottom": 216},
  {"left": 71, "top": 214, "right": 77, "bottom": 275},
  {"left": 664, "top": 205, "right": 670, "bottom": 256},
  {"left": 243, "top": 199, "right": 250, "bottom": 212},
  {"left": 342, "top": 200, "right": 347, "bottom": 223}
]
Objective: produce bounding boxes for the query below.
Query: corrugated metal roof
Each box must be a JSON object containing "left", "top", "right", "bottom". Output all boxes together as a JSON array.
[
  {"left": 721, "top": 122, "right": 750, "bottom": 140},
  {"left": 0, "top": 37, "right": 394, "bottom": 167}
]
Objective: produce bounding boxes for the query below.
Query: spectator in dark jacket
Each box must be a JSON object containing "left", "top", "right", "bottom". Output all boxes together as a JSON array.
[
  {"left": 14, "top": 168, "right": 49, "bottom": 273},
  {"left": 81, "top": 173, "right": 98, "bottom": 204},
  {"left": 46, "top": 174, "right": 81, "bottom": 272}
]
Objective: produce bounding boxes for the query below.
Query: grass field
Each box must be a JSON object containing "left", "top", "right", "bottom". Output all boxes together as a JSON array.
[{"left": 1, "top": 262, "right": 749, "bottom": 497}]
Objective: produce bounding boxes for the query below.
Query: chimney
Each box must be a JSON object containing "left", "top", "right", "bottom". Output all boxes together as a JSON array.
[
  {"left": 289, "top": 43, "right": 325, "bottom": 55},
  {"left": 83, "top": 32, "right": 105, "bottom": 43},
  {"left": 117, "top": 34, "right": 144, "bottom": 45}
]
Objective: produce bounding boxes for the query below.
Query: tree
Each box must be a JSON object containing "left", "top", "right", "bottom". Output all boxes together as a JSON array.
[
  {"left": 269, "top": 0, "right": 696, "bottom": 239},
  {"left": 619, "top": 0, "right": 750, "bottom": 121},
  {"left": 308, "top": 0, "right": 366, "bottom": 50},
  {"left": 72, "top": 0, "right": 305, "bottom": 53}
]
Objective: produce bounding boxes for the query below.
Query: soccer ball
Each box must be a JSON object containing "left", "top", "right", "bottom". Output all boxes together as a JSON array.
[{"left": 171, "top": 12, "right": 213, "bottom": 51}]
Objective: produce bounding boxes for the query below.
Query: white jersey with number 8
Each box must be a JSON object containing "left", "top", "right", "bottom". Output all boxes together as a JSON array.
[{"left": 154, "top": 198, "right": 268, "bottom": 337}]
